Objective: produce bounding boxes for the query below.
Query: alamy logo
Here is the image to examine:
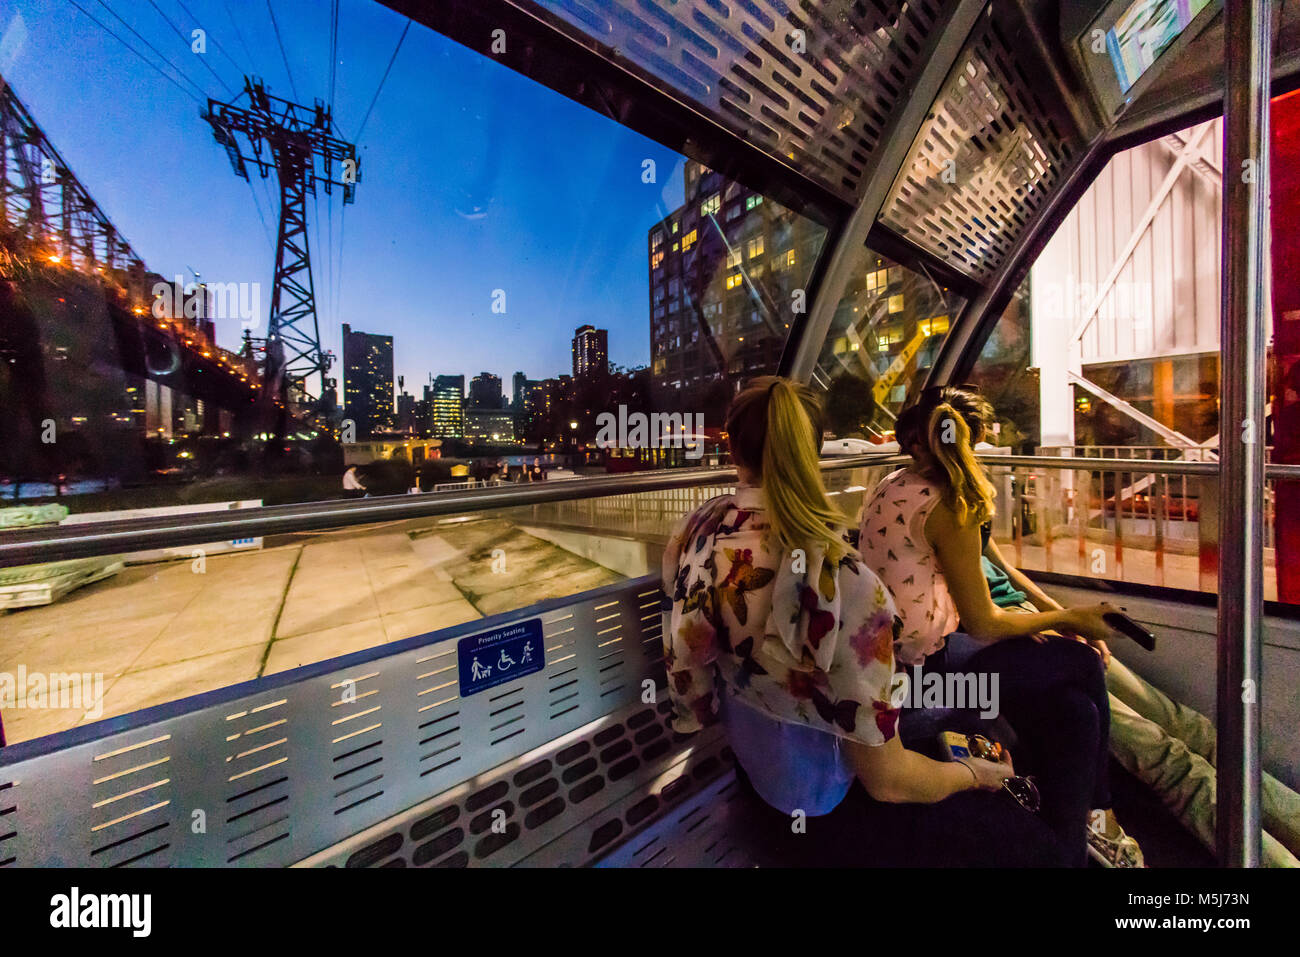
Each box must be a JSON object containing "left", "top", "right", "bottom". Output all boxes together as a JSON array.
[
  {"left": 152, "top": 274, "right": 261, "bottom": 328},
  {"left": 594, "top": 405, "right": 706, "bottom": 460},
  {"left": 894, "top": 666, "right": 999, "bottom": 719},
  {"left": 49, "top": 887, "right": 151, "bottom": 937},
  {"left": 0, "top": 666, "right": 103, "bottom": 719}
]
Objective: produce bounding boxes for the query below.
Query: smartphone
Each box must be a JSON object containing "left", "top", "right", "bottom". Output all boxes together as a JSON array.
[{"left": 1103, "top": 610, "right": 1157, "bottom": 651}]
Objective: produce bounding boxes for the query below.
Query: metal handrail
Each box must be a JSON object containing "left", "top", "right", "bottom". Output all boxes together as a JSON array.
[
  {"left": 3, "top": 452, "right": 1296, "bottom": 568},
  {"left": 974, "top": 454, "right": 1218, "bottom": 475}
]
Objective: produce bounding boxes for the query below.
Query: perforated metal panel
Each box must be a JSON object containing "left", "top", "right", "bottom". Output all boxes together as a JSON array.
[
  {"left": 0, "top": 576, "right": 671, "bottom": 867},
  {"left": 879, "top": 11, "right": 1083, "bottom": 281},
  {"left": 527, "top": 0, "right": 959, "bottom": 201},
  {"left": 591, "top": 770, "right": 765, "bottom": 867},
  {"left": 298, "top": 698, "right": 740, "bottom": 868}
]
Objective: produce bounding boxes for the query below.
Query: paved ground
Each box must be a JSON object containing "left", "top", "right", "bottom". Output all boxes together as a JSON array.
[{"left": 0, "top": 516, "right": 623, "bottom": 745}]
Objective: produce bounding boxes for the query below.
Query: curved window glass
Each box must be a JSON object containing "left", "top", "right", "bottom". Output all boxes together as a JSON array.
[
  {"left": 809, "top": 245, "right": 967, "bottom": 441},
  {"left": 0, "top": 0, "right": 829, "bottom": 739},
  {"left": 0, "top": 1, "right": 829, "bottom": 513},
  {"left": 964, "top": 111, "right": 1297, "bottom": 608}
]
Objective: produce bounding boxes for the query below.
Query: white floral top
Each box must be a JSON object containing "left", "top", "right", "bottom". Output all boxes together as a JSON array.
[
  {"left": 858, "top": 468, "right": 958, "bottom": 666},
  {"left": 661, "top": 486, "right": 903, "bottom": 747}
]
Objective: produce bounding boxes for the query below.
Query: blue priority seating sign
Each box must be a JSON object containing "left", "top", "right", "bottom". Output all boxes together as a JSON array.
[{"left": 457, "top": 618, "right": 545, "bottom": 697}]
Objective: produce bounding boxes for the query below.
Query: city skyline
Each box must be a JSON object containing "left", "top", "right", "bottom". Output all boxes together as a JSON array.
[
  {"left": 3, "top": 0, "right": 686, "bottom": 405},
  {"left": 374, "top": 321, "right": 626, "bottom": 412}
]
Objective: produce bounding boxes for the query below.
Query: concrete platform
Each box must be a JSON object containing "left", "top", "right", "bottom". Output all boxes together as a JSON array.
[{"left": 0, "top": 516, "right": 623, "bottom": 746}]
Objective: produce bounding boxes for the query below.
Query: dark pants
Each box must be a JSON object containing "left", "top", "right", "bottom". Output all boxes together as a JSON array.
[
  {"left": 927, "top": 634, "right": 1112, "bottom": 867},
  {"left": 735, "top": 766, "right": 1065, "bottom": 867}
]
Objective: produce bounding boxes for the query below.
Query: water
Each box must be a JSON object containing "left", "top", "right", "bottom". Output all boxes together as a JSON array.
[{"left": 0, "top": 479, "right": 119, "bottom": 500}]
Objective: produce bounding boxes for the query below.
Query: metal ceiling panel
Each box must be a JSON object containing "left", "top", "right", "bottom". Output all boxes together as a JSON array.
[
  {"left": 879, "top": 9, "right": 1085, "bottom": 282},
  {"left": 525, "top": 0, "right": 960, "bottom": 203}
]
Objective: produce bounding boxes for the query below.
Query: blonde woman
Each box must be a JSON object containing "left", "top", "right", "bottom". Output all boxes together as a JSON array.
[
  {"left": 860, "top": 385, "right": 1138, "bottom": 866},
  {"left": 663, "top": 377, "right": 1063, "bottom": 866}
]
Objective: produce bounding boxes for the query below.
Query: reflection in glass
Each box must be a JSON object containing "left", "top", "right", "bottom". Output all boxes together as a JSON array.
[{"left": 809, "top": 246, "right": 966, "bottom": 441}]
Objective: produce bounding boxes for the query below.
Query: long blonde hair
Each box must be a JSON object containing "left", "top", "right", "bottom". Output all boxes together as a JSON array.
[
  {"left": 896, "top": 386, "right": 998, "bottom": 527},
  {"left": 726, "top": 376, "right": 847, "bottom": 561}
]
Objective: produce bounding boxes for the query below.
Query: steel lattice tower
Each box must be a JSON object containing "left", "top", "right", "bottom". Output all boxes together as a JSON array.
[{"left": 203, "top": 78, "right": 359, "bottom": 418}]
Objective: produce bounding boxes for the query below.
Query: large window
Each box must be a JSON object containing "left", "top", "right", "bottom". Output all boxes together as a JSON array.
[
  {"left": 0, "top": 0, "right": 830, "bottom": 741},
  {"left": 0, "top": 0, "right": 830, "bottom": 514},
  {"left": 962, "top": 110, "right": 1300, "bottom": 607}
]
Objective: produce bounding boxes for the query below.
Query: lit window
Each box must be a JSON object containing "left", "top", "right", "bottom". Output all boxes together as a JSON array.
[
  {"left": 672, "top": 242, "right": 679, "bottom": 252},
  {"left": 726, "top": 273, "right": 743, "bottom": 290},
  {"left": 651, "top": 251, "right": 664, "bottom": 269},
  {"left": 786, "top": 249, "right": 796, "bottom": 267},
  {"left": 747, "top": 236, "right": 764, "bottom": 258},
  {"left": 651, "top": 230, "right": 663, "bottom": 249},
  {"left": 671, "top": 221, "right": 679, "bottom": 234},
  {"left": 726, "top": 249, "right": 742, "bottom": 268},
  {"left": 682, "top": 229, "right": 698, "bottom": 250},
  {"left": 919, "top": 315, "right": 950, "bottom": 336},
  {"left": 701, "top": 193, "right": 720, "bottom": 217},
  {"left": 876, "top": 326, "right": 903, "bottom": 352},
  {"left": 745, "top": 195, "right": 763, "bottom": 210},
  {"left": 888, "top": 294, "right": 905, "bottom": 313}
]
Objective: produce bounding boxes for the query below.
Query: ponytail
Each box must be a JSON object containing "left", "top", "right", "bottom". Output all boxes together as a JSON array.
[
  {"left": 727, "top": 377, "right": 847, "bottom": 562},
  {"left": 925, "top": 401, "right": 997, "bottom": 526}
]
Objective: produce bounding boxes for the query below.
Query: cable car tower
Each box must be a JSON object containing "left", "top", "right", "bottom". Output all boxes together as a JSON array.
[{"left": 203, "top": 77, "right": 359, "bottom": 425}]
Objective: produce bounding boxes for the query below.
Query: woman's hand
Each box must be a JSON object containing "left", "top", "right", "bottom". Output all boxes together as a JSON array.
[
  {"left": 961, "top": 751, "right": 1016, "bottom": 791},
  {"left": 1058, "top": 603, "right": 1119, "bottom": 644},
  {"left": 1055, "top": 603, "right": 1117, "bottom": 665}
]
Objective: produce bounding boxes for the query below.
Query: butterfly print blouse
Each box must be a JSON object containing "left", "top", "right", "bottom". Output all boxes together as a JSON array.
[
  {"left": 662, "top": 485, "right": 902, "bottom": 747},
  {"left": 858, "top": 468, "right": 958, "bottom": 666}
]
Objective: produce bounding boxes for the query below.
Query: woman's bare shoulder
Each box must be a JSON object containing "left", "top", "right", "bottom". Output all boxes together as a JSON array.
[{"left": 924, "top": 496, "right": 981, "bottom": 541}]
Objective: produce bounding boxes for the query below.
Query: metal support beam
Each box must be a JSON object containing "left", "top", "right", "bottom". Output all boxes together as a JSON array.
[
  {"left": 1162, "top": 125, "right": 1223, "bottom": 186},
  {"left": 783, "top": 1, "right": 988, "bottom": 384},
  {"left": 1067, "top": 371, "right": 1208, "bottom": 452},
  {"left": 1217, "top": 0, "right": 1269, "bottom": 869}
]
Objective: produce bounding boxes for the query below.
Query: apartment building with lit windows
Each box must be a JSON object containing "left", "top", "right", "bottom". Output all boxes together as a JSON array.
[
  {"left": 341, "top": 323, "right": 394, "bottom": 439},
  {"left": 571, "top": 326, "right": 608, "bottom": 380},
  {"left": 647, "top": 160, "right": 824, "bottom": 420},
  {"left": 468, "top": 372, "right": 504, "bottom": 409}
]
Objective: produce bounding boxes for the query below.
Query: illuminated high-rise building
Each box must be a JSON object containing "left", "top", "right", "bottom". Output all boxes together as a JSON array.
[
  {"left": 431, "top": 374, "right": 465, "bottom": 438},
  {"left": 572, "top": 325, "right": 608, "bottom": 380},
  {"left": 341, "top": 323, "right": 394, "bottom": 438}
]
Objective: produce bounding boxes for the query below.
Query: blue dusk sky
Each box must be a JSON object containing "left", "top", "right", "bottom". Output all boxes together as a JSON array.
[{"left": 1, "top": 0, "right": 687, "bottom": 402}]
